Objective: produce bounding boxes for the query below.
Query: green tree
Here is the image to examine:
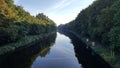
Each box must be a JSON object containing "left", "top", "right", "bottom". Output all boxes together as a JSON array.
[{"left": 108, "top": 27, "right": 120, "bottom": 52}]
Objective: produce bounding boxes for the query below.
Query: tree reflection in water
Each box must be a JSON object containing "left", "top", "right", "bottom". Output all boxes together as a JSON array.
[
  {"left": 0, "top": 33, "right": 56, "bottom": 68},
  {"left": 59, "top": 31, "right": 112, "bottom": 68}
]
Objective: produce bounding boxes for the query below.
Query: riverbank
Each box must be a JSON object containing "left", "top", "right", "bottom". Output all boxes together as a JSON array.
[
  {"left": 68, "top": 31, "right": 120, "bottom": 68},
  {"left": 0, "top": 32, "right": 56, "bottom": 56},
  {"left": 58, "top": 29, "right": 119, "bottom": 68}
]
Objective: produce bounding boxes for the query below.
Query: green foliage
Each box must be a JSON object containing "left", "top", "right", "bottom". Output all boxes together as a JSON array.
[
  {"left": 61, "top": 0, "right": 120, "bottom": 50},
  {"left": 108, "top": 27, "right": 120, "bottom": 52},
  {"left": 0, "top": 26, "right": 18, "bottom": 44},
  {"left": 58, "top": 0, "right": 120, "bottom": 67},
  {"left": 59, "top": 0, "right": 120, "bottom": 59},
  {"left": 36, "top": 13, "right": 49, "bottom": 20},
  {"left": 0, "top": 0, "right": 56, "bottom": 45},
  {"left": 113, "top": 10, "right": 120, "bottom": 26},
  {"left": 0, "top": 32, "right": 56, "bottom": 55},
  {"left": 0, "top": 0, "right": 15, "bottom": 18}
]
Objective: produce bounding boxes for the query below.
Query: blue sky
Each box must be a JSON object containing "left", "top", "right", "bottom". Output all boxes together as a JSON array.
[{"left": 14, "top": 0, "right": 95, "bottom": 25}]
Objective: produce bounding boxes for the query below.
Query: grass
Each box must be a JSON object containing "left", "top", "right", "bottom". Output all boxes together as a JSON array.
[
  {"left": 0, "top": 32, "right": 55, "bottom": 55},
  {"left": 70, "top": 31, "right": 120, "bottom": 68}
]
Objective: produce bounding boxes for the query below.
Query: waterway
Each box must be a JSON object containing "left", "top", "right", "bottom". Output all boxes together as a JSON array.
[{"left": 0, "top": 32, "right": 111, "bottom": 68}]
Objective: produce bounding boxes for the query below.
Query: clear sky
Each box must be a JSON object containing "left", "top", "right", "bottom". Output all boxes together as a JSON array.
[{"left": 14, "top": 0, "right": 95, "bottom": 25}]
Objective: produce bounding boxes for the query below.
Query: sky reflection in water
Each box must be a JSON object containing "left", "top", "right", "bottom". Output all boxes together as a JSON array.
[{"left": 32, "top": 33, "right": 82, "bottom": 68}]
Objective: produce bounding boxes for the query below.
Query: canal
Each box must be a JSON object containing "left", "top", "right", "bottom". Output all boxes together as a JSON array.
[
  {"left": 32, "top": 33, "right": 82, "bottom": 68},
  {"left": 0, "top": 32, "right": 111, "bottom": 68}
]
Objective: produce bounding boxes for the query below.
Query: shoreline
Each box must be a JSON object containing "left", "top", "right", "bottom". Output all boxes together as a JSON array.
[
  {"left": 0, "top": 32, "right": 56, "bottom": 56},
  {"left": 58, "top": 29, "right": 119, "bottom": 68}
]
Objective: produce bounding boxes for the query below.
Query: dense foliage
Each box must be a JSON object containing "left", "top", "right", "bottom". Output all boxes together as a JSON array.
[
  {"left": 0, "top": 0, "right": 56, "bottom": 45},
  {"left": 58, "top": 0, "right": 120, "bottom": 54}
]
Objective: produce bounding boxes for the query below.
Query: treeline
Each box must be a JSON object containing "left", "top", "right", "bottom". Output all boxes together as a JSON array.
[
  {"left": 58, "top": 0, "right": 120, "bottom": 54},
  {"left": 0, "top": 0, "right": 56, "bottom": 45}
]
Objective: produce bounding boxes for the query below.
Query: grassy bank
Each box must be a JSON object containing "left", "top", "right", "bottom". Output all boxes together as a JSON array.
[
  {"left": 68, "top": 31, "right": 120, "bottom": 68},
  {"left": 0, "top": 32, "right": 56, "bottom": 56}
]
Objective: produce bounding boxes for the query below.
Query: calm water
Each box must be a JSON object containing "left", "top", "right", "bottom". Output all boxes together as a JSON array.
[
  {"left": 32, "top": 33, "right": 82, "bottom": 68},
  {"left": 0, "top": 32, "right": 111, "bottom": 68}
]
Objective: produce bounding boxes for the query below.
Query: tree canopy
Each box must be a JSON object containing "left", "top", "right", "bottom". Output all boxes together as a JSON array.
[
  {"left": 0, "top": 0, "right": 56, "bottom": 45},
  {"left": 58, "top": 0, "right": 120, "bottom": 53}
]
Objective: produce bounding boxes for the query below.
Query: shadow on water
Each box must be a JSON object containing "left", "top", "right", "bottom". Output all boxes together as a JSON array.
[
  {"left": 58, "top": 30, "right": 112, "bottom": 68},
  {"left": 0, "top": 30, "right": 113, "bottom": 68},
  {"left": 0, "top": 33, "right": 57, "bottom": 68}
]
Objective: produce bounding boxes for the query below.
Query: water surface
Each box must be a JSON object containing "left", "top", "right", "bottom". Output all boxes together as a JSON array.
[
  {"left": 0, "top": 32, "right": 111, "bottom": 68},
  {"left": 32, "top": 33, "right": 82, "bottom": 68}
]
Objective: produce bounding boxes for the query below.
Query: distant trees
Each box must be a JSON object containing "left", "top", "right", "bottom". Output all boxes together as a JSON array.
[
  {"left": 59, "top": 0, "right": 120, "bottom": 53},
  {"left": 36, "top": 13, "right": 49, "bottom": 20}
]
